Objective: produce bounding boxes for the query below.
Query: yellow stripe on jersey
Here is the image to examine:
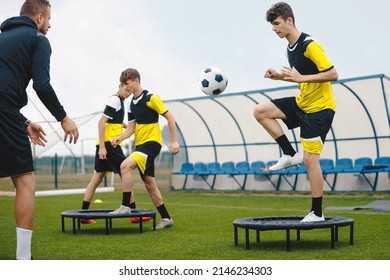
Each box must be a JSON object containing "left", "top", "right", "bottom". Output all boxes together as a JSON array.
[
  {"left": 96, "top": 123, "right": 123, "bottom": 145},
  {"left": 296, "top": 41, "right": 336, "bottom": 113}
]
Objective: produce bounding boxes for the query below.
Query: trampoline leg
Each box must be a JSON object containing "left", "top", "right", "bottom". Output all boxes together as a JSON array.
[
  {"left": 139, "top": 217, "right": 143, "bottom": 233},
  {"left": 256, "top": 230, "right": 260, "bottom": 243},
  {"left": 105, "top": 219, "right": 109, "bottom": 235},
  {"left": 297, "top": 229, "right": 300, "bottom": 241},
  {"left": 234, "top": 227, "right": 238, "bottom": 246},
  {"left": 72, "top": 218, "right": 76, "bottom": 235},
  {"left": 286, "top": 229, "right": 291, "bottom": 251},
  {"left": 331, "top": 226, "right": 335, "bottom": 249},
  {"left": 350, "top": 223, "right": 354, "bottom": 245},
  {"left": 153, "top": 216, "right": 156, "bottom": 231},
  {"left": 61, "top": 216, "right": 65, "bottom": 232},
  {"left": 335, "top": 226, "right": 339, "bottom": 242},
  {"left": 245, "top": 228, "right": 250, "bottom": 250}
]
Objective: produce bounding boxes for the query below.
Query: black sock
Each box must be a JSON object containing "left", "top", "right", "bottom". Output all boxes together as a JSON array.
[
  {"left": 311, "top": 196, "right": 323, "bottom": 217},
  {"left": 122, "top": 192, "right": 132, "bottom": 208},
  {"left": 82, "top": 201, "right": 90, "bottom": 210},
  {"left": 157, "top": 204, "right": 170, "bottom": 219},
  {"left": 129, "top": 202, "right": 136, "bottom": 209},
  {"left": 275, "top": 135, "right": 296, "bottom": 157}
]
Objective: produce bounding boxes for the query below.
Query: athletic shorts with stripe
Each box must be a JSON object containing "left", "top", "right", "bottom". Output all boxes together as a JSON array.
[
  {"left": 129, "top": 141, "right": 161, "bottom": 181},
  {"left": 272, "top": 97, "right": 335, "bottom": 154}
]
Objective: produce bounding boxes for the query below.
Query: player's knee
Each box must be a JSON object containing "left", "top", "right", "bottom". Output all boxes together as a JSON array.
[{"left": 253, "top": 104, "right": 268, "bottom": 122}]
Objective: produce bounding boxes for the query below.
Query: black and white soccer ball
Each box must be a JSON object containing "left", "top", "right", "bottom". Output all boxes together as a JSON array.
[{"left": 198, "top": 66, "right": 228, "bottom": 96}]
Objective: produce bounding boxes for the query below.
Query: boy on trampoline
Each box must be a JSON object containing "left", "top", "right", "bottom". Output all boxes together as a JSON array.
[
  {"left": 254, "top": 2, "right": 338, "bottom": 222},
  {"left": 109, "top": 68, "right": 180, "bottom": 229}
]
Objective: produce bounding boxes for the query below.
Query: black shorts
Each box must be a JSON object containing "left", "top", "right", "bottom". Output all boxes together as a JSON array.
[
  {"left": 272, "top": 97, "right": 335, "bottom": 154},
  {"left": 94, "top": 142, "right": 126, "bottom": 174},
  {"left": 130, "top": 142, "right": 162, "bottom": 180},
  {"left": 0, "top": 109, "right": 33, "bottom": 178}
]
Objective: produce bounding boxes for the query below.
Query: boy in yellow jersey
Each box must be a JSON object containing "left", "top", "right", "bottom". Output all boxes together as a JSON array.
[
  {"left": 253, "top": 2, "right": 338, "bottom": 222},
  {"left": 110, "top": 68, "right": 180, "bottom": 229},
  {"left": 80, "top": 80, "right": 136, "bottom": 224}
]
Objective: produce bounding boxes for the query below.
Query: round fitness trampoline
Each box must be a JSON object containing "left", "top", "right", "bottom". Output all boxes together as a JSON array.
[
  {"left": 61, "top": 209, "right": 156, "bottom": 235},
  {"left": 233, "top": 216, "right": 354, "bottom": 251}
]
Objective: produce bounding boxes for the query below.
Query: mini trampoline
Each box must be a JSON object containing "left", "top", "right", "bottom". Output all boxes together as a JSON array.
[
  {"left": 233, "top": 216, "right": 354, "bottom": 251},
  {"left": 61, "top": 209, "right": 156, "bottom": 235}
]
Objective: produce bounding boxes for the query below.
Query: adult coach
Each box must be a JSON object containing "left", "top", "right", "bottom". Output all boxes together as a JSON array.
[
  {"left": 253, "top": 2, "right": 338, "bottom": 222},
  {"left": 0, "top": 0, "right": 79, "bottom": 259}
]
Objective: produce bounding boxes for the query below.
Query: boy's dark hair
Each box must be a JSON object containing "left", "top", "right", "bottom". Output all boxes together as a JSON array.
[
  {"left": 266, "top": 2, "right": 295, "bottom": 24},
  {"left": 120, "top": 68, "right": 140, "bottom": 84},
  {"left": 20, "top": 0, "right": 51, "bottom": 17}
]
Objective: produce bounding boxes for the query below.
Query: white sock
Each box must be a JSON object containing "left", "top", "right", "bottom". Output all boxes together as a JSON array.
[{"left": 16, "top": 227, "right": 32, "bottom": 260}]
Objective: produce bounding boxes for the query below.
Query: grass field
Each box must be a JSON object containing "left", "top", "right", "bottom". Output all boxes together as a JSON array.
[{"left": 1, "top": 184, "right": 389, "bottom": 260}]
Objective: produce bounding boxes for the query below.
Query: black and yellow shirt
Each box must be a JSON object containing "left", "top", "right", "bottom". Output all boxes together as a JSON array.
[
  {"left": 288, "top": 32, "right": 335, "bottom": 113},
  {"left": 96, "top": 94, "right": 125, "bottom": 145},
  {"left": 128, "top": 90, "right": 168, "bottom": 146}
]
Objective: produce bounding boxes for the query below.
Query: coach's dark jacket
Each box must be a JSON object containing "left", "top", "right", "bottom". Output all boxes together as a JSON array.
[{"left": 0, "top": 15, "right": 66, "bottom": 122}]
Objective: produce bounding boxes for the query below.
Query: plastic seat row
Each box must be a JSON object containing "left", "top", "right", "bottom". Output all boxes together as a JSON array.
[
  {"left": 173, "top": 156, "right": 390, "bottom": 191},
  {"left": 174, "top": 157, "right": 390, "bottom": 176}
]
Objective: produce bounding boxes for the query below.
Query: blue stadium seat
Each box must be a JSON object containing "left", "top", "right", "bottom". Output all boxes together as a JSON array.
[
  {"left": 347, "top": 157, "right": 373, "bottom": 173},
  {"left": 373, "top": 156, "right": 390, "bottom": 172},
  {"left": 207, "top": 162, "right": 223, "bottom": 174},
  {"left": 221, "top": 161, "right": 237, "bottom": 174},
  {"left": 320, "top": 159, "right": 335, "bottom": 175},
  {"left": 285, "top": 164, "right": 307, "bottom": 175},
  {"left": 173, "top": 162, "right": 194, "bottom": 174},
  {"left": 235, "top": 161, "right": 250, "bottom": 174},
  {"left": 332, "top": 158, "right": 353, "bottom": 173},
  {"left": 193, "top": 162, "right": 209, "bottom": 175},
  {"left": 249, "top": 161, "right": 266, "bottom": 174}
]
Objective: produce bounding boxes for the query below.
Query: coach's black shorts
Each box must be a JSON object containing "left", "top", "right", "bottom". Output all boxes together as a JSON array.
[
  {"left": 0, "top": 109, "right": 33, "bottom": 178},
  {"left": 94, "top": 142, "right": 127, "bottom": 174},
  {"left": 272, "top": 97, "right": 335, "bottom": 154}
]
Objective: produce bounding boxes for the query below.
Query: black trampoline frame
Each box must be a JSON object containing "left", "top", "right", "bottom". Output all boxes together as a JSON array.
[
  {"left": 61, "top": 209, "right": 156, "bottom": 235},
  {"left": 233, "top": 216, "right": 354, "bottom": 251}
]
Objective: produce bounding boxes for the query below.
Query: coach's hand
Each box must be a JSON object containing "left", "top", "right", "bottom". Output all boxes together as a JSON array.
[
  {"left": 26, "top": 122, "right": 47, "bottom": 147},
  {"left": 61, "top": 116, "right": 79, "bottom": 144}
]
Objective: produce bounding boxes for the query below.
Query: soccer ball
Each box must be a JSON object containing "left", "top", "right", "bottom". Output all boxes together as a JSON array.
[{"left": 198, "top": 66, "right": 228, "bottom": 95}]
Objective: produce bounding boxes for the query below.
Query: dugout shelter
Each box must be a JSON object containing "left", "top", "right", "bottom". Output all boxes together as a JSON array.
[{"left": 167, "top": 74, "right": 390, "bottom": 192}]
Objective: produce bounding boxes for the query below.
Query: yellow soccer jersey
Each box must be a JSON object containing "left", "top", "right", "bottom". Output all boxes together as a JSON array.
[
  {"left": 128, "top": 91, "right": 168, "bottom": 146},
  {"left": 288, "top": 33, "right": 336, "bottom": 113},
  {"left": 96, "top": 94, "right": 125, "bottom": 145}
]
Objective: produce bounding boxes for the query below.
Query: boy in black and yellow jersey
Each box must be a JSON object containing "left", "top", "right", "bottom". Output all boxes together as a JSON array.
[
  {"left": 254, "top": 2, "right": 338, "bottom": 222},
  {"left": 110, "top": 68, "right": 180, "bottom": 229},
  {"left": 79, "top": 82, "right": 137, "bottom": 224}
]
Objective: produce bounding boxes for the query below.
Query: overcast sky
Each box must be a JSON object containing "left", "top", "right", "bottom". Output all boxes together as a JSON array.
[{"left": 1, "top": 0, "right": 389, "bottom": 153}]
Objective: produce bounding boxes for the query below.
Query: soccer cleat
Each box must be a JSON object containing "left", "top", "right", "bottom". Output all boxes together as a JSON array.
[
  {"left": 300, "top": 211, "right": 325, "bottom": 222},
  {"left": 130, "top": 216, "right": 153, "bottom": 223},
  {"left": 79, "top": 218, "right": 97, "bottom": 224},
  {"left": 108, "top": 205, "right": 131, "bottom": 215},
  {"left": 268, "top": 153, "right": 302, "bottom": 171},
  {"left": 156, "top": 218, "right": 174, "bottom": 229}
]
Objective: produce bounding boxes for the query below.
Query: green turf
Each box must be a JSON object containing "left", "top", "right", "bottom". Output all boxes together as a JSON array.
[{"left": 0, "top": 188, "right": 389, "bottom": 260}]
